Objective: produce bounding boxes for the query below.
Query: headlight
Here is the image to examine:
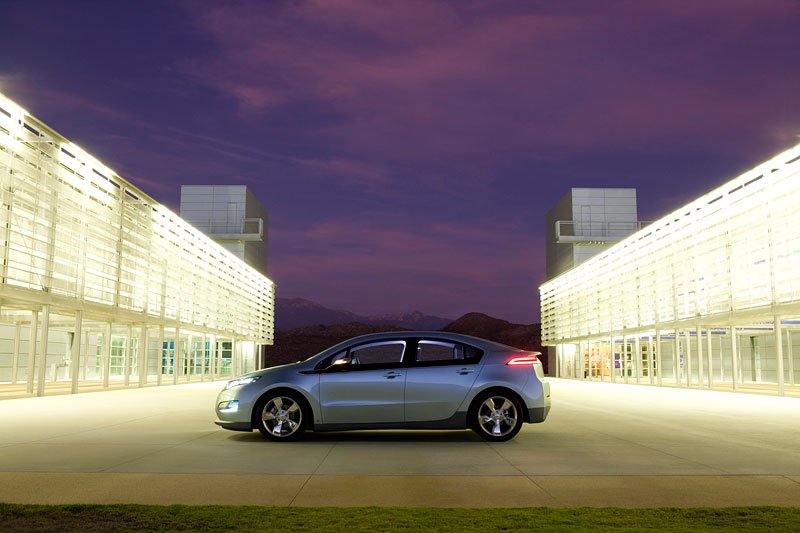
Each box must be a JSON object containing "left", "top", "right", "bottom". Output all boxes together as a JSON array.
[
  {"left": 225, "top": 376, "right": 262, "bottom": 390},
  {"left": 218, "top": 400, "right": 239, "bottom": 413}
]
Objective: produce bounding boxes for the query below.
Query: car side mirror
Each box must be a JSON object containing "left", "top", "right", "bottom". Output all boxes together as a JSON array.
[{"left": 322, "top": 358, "right": 352, "bottom": 372}]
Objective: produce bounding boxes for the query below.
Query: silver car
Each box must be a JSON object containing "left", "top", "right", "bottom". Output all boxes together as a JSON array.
[{"left": 215, "top": 332, "right": 550, "bottom": 442}]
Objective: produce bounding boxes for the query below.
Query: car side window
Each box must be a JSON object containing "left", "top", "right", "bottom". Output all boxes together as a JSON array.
[
  {"left": 350, "top": 341, "right": 406, "bottom": 366},
  {"left": 416, "top": 340, "right": 484, "bottom": 365},
  {"left": 417, "top": 340, "right": 459, "bottom": 362}
]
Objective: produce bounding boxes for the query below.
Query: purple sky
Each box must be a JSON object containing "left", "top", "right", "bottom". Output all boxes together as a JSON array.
[{"left": 2, "top": 1, "right": 799, "bottom": 323}]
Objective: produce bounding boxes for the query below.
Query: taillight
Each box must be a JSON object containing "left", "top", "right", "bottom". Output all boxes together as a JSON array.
[{"left": 506, "top": 354, "right": 539, "bottom": 366}]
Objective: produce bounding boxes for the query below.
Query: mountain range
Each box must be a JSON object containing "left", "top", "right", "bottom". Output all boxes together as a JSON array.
[
  {"left": 275, "top": 297, "right": 453, "bottom": 330},
  {"left": 264, "top": 303, "right": 546, "bottom": 372}
]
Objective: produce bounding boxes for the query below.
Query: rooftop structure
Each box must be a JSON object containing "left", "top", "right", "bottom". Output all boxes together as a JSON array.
[
  {"left": 545, "top": 188, "right": 641, "bottom": 279},
  {"left": 180, "top": 185, "right": 269, "bottom": 276}
]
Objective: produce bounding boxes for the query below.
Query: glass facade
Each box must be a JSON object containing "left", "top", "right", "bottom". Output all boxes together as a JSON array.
[
  {"left": 0, "top": 91, "right": 274, "bottom": 397},
  {"left": 540, "top": 144, "right": 800, "bottom": 395}
]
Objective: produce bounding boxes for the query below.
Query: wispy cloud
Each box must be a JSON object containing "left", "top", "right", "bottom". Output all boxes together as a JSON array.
[
  {"left": 270, "top": 218, "right": 545, "bottom": 320},
  {"left": 178, "top": 0, "right": 800, "bottom": 163},
  {"left": 0, "top": 75, "right": 129, "bottom": 121}
]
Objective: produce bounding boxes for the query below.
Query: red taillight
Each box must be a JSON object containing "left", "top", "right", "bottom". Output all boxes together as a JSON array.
[{"left": 506, "top": 354, "right": 539, "bottom": 366}]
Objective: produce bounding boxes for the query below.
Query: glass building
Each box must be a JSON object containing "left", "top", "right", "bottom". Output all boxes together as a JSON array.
[
  {"left": 0, "top": 91, "right": 275, "bottom": 398},
  {"left": 540, "top": 144, "right": 800, "bottom": 396}
]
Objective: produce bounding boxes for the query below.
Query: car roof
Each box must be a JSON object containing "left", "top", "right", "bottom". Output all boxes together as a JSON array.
[{"left": 339, "top": 331, "right": 520, "bottom": 352}]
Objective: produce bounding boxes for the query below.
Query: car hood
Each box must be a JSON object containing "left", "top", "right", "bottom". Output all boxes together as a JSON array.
[{"left": 242, "top": 359, "right": 316, "bottom": 379}]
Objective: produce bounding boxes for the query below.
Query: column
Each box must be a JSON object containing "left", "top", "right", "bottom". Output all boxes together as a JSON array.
[
  {"left": 82, "top": 327, "right": 91, "bottom": 381},
  {"left": 622, "top": 336, "right": 628, "bottom": 384},
  {"left": 634, "top": 336, "right": 641, "bottom": 384},
  {"left": 26, "top": 311, "right": 39, "bottom": 394},
  {"left": 209, "top": 334, "right": 217, "bottom": 380},
  {"left": 775, "top": 316, "right": 785, "bottom": 396},
  {"left": 656, "top": 330, "right": 663, "bottom": 387},
  {"left": 730, "top": 326, "right": 739, "bottom": 392},
  {"left": 706, "top": 328, "right": 714, "bottom": 389},
  {"left": 696, "top": 324, "right": 703, "bottom": 390},
  {"left": 124, "top": 324, "right": 133, "bottom": 387},
  {"left": 587, "top": 341, "right": 593, "bottom": 381},
  {"left": 685, "top": 330, "right": 692, "bottom": 388},
  {"left": 647, "top": 334, "right": 654, "bottom": 385},
  {"left": 186, "top": 333, "right": 192, "bottom": 382},
  {"left": 200, "top": 334, "right": 207, "bottom": 383},
  {"left": 737, "top": 333, "right": 743, "bottom": 383},
  {"left": 103, "top": 323, "right": 112, "bottom": 388},
  {"left": 173, "top": 327, "right": 181, "bottom": 385},
  {"left": 673, "top": 329, "right": 680, "bottom": 386},
  {"left": 35, "top": 305, "right": 51, "bottom": 397},
  {"left": 232, "top": 338, "right": 239, "bottom": 377},
  {"left": 610, "top": 337, "right": 616, "bottom": 384},
  {"left": 70, "top": 311, "right": 83, "bottom": 394},
  {"left": 11, "top": 322, "right": 20, "bottom": 385},
  {"left": 555, "top": 344, "right": 561, "bottom": 378},
  {"left": 787, "top": 330, "right": 795, "bottom": 387},
  {"left": 138, "top": 325, "right": 148, "bottom": 387},
  {"left": 593, "top": 340, "right": 600, "bottom": 381},
  {"left": 156, "top": 326, "right": 164, "bottom": 387}
]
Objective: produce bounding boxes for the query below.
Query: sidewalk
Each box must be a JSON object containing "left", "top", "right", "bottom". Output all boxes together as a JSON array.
[{"left": 1, "top": 472, "right": 799, "bottom": 507}]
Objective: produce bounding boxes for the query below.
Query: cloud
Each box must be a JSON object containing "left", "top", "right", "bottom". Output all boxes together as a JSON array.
[
  {"left": 178, "top": 0, "right": 800, "bottom": 165},
  {"left": 269, "top": 217, "right": 545, "bottom": 321},
  {"left": 0, "top": 75, "right": 129, "bottom": 121}
]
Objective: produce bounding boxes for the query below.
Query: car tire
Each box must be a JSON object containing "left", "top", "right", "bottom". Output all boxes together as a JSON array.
[
  {"left": 254, "top": 391, "right": 308, "bottom": 441},
  {"left": 470, "top": 390, "right": 524, "bottom": 442}
]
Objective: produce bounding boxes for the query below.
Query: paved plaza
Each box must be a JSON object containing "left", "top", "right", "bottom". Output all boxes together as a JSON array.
[{"left": 0, "top": 378, "right": 799, "bottom": 507}]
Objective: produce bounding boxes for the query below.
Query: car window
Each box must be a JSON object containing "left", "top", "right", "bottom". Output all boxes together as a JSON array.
[
  {"left": 417, "top": 340, "right": 460, "bottom": 362},
  {"left": 351, "top": 341, "right": 406, "bottom": 366},
  {"left": 416, "top": 340, "right": 484, "bottom": 364}
]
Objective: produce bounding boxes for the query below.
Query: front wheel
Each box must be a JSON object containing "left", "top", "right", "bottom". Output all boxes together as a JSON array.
[
  {"left": 255, "top": 392, "right": 307, "bottom": 441},
  {"left": 471, "top": 392, "right": 524, "bottom": 442}
]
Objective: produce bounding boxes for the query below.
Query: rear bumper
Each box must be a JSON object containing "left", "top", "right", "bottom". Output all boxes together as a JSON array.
[
  {"left": 528, "top": 405, "right": 550, "bottom": 423},
  {"left": 214, "top": 420, "right": 252, "bottom": 432}
]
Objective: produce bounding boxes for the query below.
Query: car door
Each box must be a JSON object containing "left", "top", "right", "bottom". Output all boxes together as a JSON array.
[
  {"left": 319, "top": 340, "right": 407, "bottom": 424},
  {"left": 404, "top": 340, "right": 483, "bottom": 422}
]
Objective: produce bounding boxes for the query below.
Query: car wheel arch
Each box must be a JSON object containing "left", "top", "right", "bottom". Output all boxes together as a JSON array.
[
  {"left": 467, "top": 386, "right": 530, "bottom": 424},
  {"left": 251, "top": 386, "right": 316, "bottom": 431}
]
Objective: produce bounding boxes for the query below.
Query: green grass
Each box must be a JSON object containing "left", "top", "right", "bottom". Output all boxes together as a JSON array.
[{"left": 1, "top": 505, "right": 800, "bottom": 532}]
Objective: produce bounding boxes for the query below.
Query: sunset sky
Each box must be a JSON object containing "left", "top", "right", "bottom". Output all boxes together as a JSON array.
[{"left": 2, "top": 0, "right": 799, "bottom": 323}]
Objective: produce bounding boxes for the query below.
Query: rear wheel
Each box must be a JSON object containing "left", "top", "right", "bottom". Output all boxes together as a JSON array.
[
  {"left": 255, "top": 392, "right": 307, "bottom": 441},
  {"left": 470, "top": 391, "right": 524, "bottom": 442}
]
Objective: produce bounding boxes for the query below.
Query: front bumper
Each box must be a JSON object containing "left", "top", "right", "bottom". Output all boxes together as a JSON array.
[
  {"left": 214, "top": 420, "right": 253, "bottom": 432},
  {"left": 214, "top": 386, "right": 257, "bottom": 431}
]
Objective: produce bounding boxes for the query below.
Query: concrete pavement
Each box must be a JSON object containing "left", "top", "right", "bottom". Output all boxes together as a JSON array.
[{"left": 0, "top": 379, "right": 799, "bottom": 507}]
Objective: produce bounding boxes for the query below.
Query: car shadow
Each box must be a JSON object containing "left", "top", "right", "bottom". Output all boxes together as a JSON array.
[{"left": 226, "top": 429, "right": 485, "bottom": 443}]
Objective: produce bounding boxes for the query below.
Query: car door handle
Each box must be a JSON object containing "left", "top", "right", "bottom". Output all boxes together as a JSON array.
[
  {"left": 457, "top": 368, "right": 475, "bottom": 375},
  {"left": 384, "top": 371, "right": 402, "bottom": 379}
]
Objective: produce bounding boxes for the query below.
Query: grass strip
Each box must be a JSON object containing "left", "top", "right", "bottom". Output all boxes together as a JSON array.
[{"left": 1, "top": 504, "right": 799, "bottom": 532}]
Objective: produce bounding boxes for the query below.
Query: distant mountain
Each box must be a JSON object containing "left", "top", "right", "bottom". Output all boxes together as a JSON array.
[
  {"left": 264, "top": 308, "right": 545, "bottom": 373},
  {"left": 275, "top": 297, "right": 453, "bottom": 330},
  {"left": 441, "top": 312, "right": 543, "bottom": 358},
  {"left": 275, "top": 298, "right": 361, "bottom": 329},
  {"left": 262, "top": 322, "right": 409, "bottom": 364}
]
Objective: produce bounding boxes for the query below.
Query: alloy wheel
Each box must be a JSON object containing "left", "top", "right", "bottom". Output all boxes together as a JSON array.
[
  {"left": 476, "top": 396, "right": 518, "bottom": 438},
  {"left": 261, "top": 396, "right": 303, "bottom": 438}
]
